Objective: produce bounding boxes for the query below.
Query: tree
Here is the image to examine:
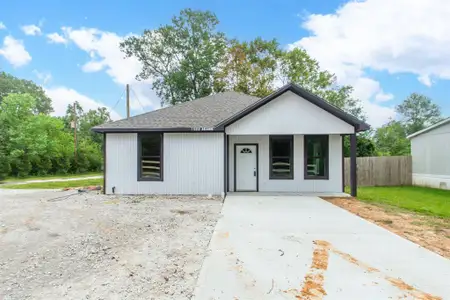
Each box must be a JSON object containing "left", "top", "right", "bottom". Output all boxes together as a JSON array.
[
  {"left": 374, "top": 120, "right": 410, "bottom": 156},
  {"left": 280, "top": 48, "right": 365, "bottom": 120},
  {"left": 343, "top": 132, "right": 377, "bottom": 157},
  {"left": 396, "top": 93, "right": 442, "bottom": 136},
  {"left": 0, "top": 72, "right": 53, "bottom": 114},
  {"left": 214, "top": 38, "right": 282, "bottom": 97},
  {"left": 120, "top": 9, "right": 227, "bottom": 106}
]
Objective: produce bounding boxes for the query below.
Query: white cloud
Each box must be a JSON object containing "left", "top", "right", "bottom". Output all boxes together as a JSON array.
[
  {"left": 61, "top": 27, "right": 159, "bottom": 112},
  {"left": 46, "top": 32, "right": 68, "bottom": 44},
  {"left": 375, "top": 92, "right": 394, "bottom": 102},
  {"left": 0, "top": 36, "right": 32, "bottom": 67},
  {"left": 290, "top": 0, "right": 450, "bottom": 127},
  {"left": 418, "top": 74, "right": 432, "bottom": 87},
  {"left": 33, "top": 70, "right": 52, "bottom": 85},
  {"left": 21, "top": 24, "right": 41, "bottom": 36},
  {"left": 45, "top": 86, "right": 121, "bottom": 120},
  {"left": 0, "top": 22, "right": 6, "bottom": 30}
]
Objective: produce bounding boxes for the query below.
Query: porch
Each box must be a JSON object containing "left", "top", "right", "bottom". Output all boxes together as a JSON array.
[{"left": 224, "top": 134, "right": 358, "bottom": 196}]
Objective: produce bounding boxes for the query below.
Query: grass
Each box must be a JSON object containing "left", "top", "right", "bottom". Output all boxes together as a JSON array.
[
  {"left": 0, "top": 178, "right": 103, "bottom": 189},
  {"left": 347, "top": 186, "right": 450, "bottom": 218},
  {"left": 3, "top": 172, "right": 102, "bottom": 183}
]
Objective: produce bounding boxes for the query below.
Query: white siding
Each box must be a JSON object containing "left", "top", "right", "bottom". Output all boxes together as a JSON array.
[
  {"left": 106, "top": 132, "right": 224, "bottom": 195},
  {"left": 228, "top": 135, "right": 343, "bottom": 193},
  {"left": 226, "top": 91, "right": 355, "bottom": 135},
  {"left": 410, "top": 122, "right": 450, "bottom": 189}
]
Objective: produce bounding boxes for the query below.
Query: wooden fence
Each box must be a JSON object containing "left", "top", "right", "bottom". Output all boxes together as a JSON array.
[{"left": 344, "top": 156, "right": 412, "bottom": 187}]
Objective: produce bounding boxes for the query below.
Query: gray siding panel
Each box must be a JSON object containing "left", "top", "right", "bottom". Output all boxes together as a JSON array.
[
  {"left": 106, "top": 133, "right": 224, "bottom": 195},
  {"left": 411, "top": 122, "right": 450, "bottom": 176}
]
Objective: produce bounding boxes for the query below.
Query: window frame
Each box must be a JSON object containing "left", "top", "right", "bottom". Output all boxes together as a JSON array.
[
  {"left": 269, "top": 135, "right": 294, "bottom": 180},
  {"left": 304, "top": 135, "right": 329, "bottom": 180},
  {"left": 137, "top": 133, "right": 164, "bottom": 181}
]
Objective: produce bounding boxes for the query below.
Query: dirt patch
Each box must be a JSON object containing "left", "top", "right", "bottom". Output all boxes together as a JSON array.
[
  {"left": 0, "top": 190, "right": 222, "bottom": 299},
  {"left": 323, "top": 197, "right": 450, "bottom": 259}
]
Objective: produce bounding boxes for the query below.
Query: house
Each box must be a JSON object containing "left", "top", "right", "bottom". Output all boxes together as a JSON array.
[
  {"left": 407, "top": 118, "right": 450, "bottom": 190},
  {"left": 92, "top": 83, "right": 369, "bottom": 196}
]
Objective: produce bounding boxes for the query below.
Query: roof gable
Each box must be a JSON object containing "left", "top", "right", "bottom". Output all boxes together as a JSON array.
[
  {"left": 92, "top": 83, "right": 369, "bottom": 133},
  {"left": 216, "top": 83, "right": 370, "bottom": 132}
]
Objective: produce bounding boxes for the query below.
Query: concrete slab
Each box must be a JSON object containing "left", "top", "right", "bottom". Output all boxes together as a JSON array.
[{"left": 194, "top": 195, "right": 450, "bottom": 300}]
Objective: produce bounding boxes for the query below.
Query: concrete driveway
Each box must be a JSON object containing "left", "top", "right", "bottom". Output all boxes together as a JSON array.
[{"left": 194, "top": 195, "right": 450, "bottom": 300}]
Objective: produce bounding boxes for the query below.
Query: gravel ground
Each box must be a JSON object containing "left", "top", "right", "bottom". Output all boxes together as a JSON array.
[{"left": 0, "top": 190, "right": 222, "bottom": 300}]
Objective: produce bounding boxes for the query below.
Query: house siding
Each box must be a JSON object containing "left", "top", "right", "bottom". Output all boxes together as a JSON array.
[
  {"left": 105, "top": 132, "right": 224, "bottom": 195},
  {"left": 410, "top": 122, "right": 450, "bottom": 190},
  {"left": 225, "top": 91, "right": 355, "bottom": 135},
  {"left": 228, "top": 134, "right": 343, "bottom": 193}
]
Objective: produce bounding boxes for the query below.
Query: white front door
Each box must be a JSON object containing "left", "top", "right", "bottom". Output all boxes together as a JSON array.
[{"left": 236, "top": 145, "right": 257, "bottom": 191}]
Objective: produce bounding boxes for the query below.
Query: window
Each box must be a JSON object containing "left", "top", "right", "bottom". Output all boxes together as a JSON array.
[
  {"left": 269, "top": 136, "right": 293, "bottom": 179},
  {"left": 240, "top": 148, "right": 252, "bottom": 154},
  {"left": 304, "top": 135, "right": 328, "bottom": 179},
  {"left": 138, "top": 133, "right": 163, "bottom": 181}
]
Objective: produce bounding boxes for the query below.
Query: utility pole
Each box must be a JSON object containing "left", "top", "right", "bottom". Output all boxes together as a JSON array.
[
  {"left": 126, "top": 84, "right": 130, "bottom": 118},
  {"left": 73, "top": 102, "right": 77, "bottom": 167}
]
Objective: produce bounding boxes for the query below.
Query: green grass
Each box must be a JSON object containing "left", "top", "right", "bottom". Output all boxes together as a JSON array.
[
  {"left": 346, "top": 186, "right": 450, "bottom": 218},
  {"left": 0, "top": 178, "right": 103, "bottom": 189},
  {"left": 3, "top": 172, "right": 102, "bottom": 183}
]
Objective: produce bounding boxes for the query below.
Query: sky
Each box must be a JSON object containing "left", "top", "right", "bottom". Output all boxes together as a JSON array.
[{"left": 1, "top": 0, "right": 449, "bottom": 127}]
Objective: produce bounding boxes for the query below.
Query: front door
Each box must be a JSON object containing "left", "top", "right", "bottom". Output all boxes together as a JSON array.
[{"left": 235, "top": 144, "right": 258, "bottom": 191}]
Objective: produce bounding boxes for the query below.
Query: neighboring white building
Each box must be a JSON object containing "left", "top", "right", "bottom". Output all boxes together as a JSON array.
[
  {"left": 93, "top": 83, "right": 369, "bottom": 196},
  {"left": 408, "top": 118, "right": 450, "bottom": 190}
]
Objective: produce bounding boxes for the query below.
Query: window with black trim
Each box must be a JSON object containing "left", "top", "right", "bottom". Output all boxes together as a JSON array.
[
  {"left": 138, "top": 133, "right": 163, "bottom": 181},
  {"left": 269, "top": 135, "right": 293, "bottom": 179},
  {"left": 304, "top": 135, "right": 328, "bottom": 179}
]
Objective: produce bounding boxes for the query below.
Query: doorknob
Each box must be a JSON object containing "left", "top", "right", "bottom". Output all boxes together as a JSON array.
[{"left": 254, "top": 169, "right": 256, "bottom": 176}]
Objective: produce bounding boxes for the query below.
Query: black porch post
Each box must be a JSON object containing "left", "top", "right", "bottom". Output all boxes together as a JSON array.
[
  {"left": 350, "top": 133, "right": 357, "bottom": 197},
  {"left": 223, "top": 133, "right": 228, "bottom": 195}
]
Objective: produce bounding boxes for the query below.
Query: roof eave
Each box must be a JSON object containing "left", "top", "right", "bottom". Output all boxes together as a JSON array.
[
  {"left": 216, "top": 83, "right": 370, "bottom": 132},
  {"left": 407, "top": 117, "right": 450, "bottom": 139},
  {"left": 91, "top": 127, "right": 224, "bottom": 133}
]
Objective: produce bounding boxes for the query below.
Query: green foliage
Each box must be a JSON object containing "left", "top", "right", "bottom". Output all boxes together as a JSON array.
[
  {"left": 374, "top": 120, "right": 411, "bottom": 156},
  {"left": 120, "top": 8, "right": 227, "bottom": 105},
  {"left": 214, "top": 38, "right": 282, "bottom": 97},
  {"left": 396, "top": 93, "right": 443, "bottom": 136},
  {"left": 0, "top": 92, "right": 105, "bottom": 179},
  {"left": 0, "top": 72, "right": 53, "bottom": 114},
  {"left": 343, "top": 132, "right": 377, "bottom": 157}
]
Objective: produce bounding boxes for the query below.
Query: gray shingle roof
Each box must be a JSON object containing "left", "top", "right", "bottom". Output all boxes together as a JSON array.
[
  {"left": 92, "top": 83, "right": 370, "bottom": 133},
  {"left": 92, "top": 91, "right": 260, "bottom": 132}
]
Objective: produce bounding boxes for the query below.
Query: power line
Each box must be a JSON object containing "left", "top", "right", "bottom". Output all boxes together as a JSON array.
[
  {"left": 129, "top": 86, "right": 146, "bottom": 112},
  {"left": 111, "top": 90, "right": 125, "bottom": 111}
]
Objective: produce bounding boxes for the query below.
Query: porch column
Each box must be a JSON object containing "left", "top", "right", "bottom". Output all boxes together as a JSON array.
[
  {"left": 223, "top": 133, "right": 228, "bottom": 195},
  {"left": 350, "top": 133, "right": 357, "bottom": 197}
]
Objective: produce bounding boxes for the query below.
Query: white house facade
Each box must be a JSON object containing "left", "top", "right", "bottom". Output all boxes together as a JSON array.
[
  {"left": 408, "top": 118, "right": 450, "bottom": 190},
  {"left": 94, "top": 83, "right": 369, "bottom": 196}
]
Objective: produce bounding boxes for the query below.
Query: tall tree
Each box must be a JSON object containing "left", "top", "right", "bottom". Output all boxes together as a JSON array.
[
  {"left": 396, "top": 93, "right": 442, "bottom": 136},
  {"left": 0, "top": 72, "right": 53, "bottom": 114},
  {"left": 214, "top": 38, "right": 282, "bottom": 97},
  {"left": 120, "top": 9, "right": 227, "bottom": 105},
  {"left": 280, "top": 48, "right": 365, "bottom": 120},
  {"left": 374, "top": 120, "right": 410, "bottom": 156}
]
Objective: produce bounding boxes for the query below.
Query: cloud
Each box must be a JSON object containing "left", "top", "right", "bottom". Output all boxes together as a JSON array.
[
  {"left": 418, "top": 74, "right": 432, "bottom": 87},
  {"left": 33, "top": 70, "right": 52, "bottom": 85},
  {"left": 0, "top": 22, "right": 6, "bottom": 30},
  {"left": 375, "top": 92, "right": 394, "bottom": 102},
  {"left": 21, "top": 24, "right": 42, "bottom": 36},
  {"left": 45, "top": 86, "right": 121, "bottom": 120},
  {"left": 0, "top": 36, "right": 32, "bottom": 67},
  {"left": 46, "top": 32, "right": 68, "bottom": 44},
  {"left": 290, "top": 0, "right": 450, "bottom": 127},
  {"left": 60, "top": 27, "right": 159, "bottom": 112}
]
